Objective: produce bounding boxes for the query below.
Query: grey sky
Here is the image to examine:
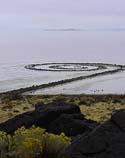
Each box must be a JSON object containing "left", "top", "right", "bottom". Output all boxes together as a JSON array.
[
  {"left": 0, "top": 0, "right": 125, "bottom": 16},
  {"left": 0, "top": 0, "right": 125, "bottom": 30}
]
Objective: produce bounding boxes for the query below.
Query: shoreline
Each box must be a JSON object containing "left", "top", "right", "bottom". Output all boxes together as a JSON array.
[{"left": 0, "top": 62, "right": 125, "bottom": 96}]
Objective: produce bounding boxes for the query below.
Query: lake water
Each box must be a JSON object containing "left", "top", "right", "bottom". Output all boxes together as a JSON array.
[
  {"left": 0, "top": 14, "right": 125, "bottom": 94},
  {"left": 1, "top": 29, "right": 125, "bottom": 64}
]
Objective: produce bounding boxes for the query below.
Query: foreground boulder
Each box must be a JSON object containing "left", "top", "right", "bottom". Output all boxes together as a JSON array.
[
  {"left": 48, "top": 113, "right": 97, "bottom": 136},
  {"left": 111, "top": 110, "right": 125, "bottom": 131},
  {"left": 64, "top": 110, "right": 125, "bottom": 158},
  {"left": 0, "top": 101, "right": 80, "bottom": 134}
]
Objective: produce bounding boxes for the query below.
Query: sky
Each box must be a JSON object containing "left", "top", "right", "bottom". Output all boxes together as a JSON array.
[
  {"left": 0, "top": 0, "right": 125, "bottom": 63},
  {"left": 0, "top": 0, "right": 125, "bottom": 15}
]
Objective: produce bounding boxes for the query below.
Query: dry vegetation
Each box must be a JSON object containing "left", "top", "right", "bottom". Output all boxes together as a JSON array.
[
  {"left": 80, "top": 102, "right": 125, "bottom": 122},
  {"left": 0, "top": 93, "right": 125, "bottom": 158},
  {"left": 0, "top": 93, "right": 125, "bottom": 123},
  {"left": 0, "top": 126, "right": 71, "bottom": 158}
]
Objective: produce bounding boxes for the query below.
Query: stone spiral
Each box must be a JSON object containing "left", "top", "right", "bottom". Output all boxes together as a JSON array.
[{"left": 25, "top": 63, "right": 107, "bottom": 72}]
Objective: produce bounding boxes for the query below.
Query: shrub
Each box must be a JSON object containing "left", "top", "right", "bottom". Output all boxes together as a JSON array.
[
  {"left": 53, "top": 95, "right": 66, "bottom": 102},
  {"left": 1, "top": 93, "right": 23, "bottom": 104},
  {"left": 0, "top": 126, "right": 71, "bottom": 158},
  {"left": 10, "top": 127, "right": 46, "bottom": 158},
  {"left": 43, "top": 132, "right": 71, "bottom": 158},
  {"left": 0, "top": 131, "right": 11, "bottom": 158},
  {"left": 12, "top": 137, "right": 43, "bottom": 158}
]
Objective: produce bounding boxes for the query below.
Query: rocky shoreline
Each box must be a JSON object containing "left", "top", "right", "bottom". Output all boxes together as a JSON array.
[
  {"left": 1, "top": 63, "right": 125, "bottom": 96},
  {"left": 0, "top": 63, "right": 125, "bottom": 157}
]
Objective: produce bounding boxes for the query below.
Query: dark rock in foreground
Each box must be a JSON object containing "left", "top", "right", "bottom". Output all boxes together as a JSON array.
[
  {"left": 48, "top": 113, "right": 97, "bottom": 136},
  {"left": 0, "top": 101, "right": 96, "bottom": 136},
  {"left": 64, "top": 110, "right": 125, "bottom": 158},
  {"left": 0, "top": 101, "right": 80, "bottom": 134},
  {"left": 111, "top": 110, "right": 125, "bottom": 131},
  {"left": 1, "top": 100, "right": 125, "bottom": 158}
]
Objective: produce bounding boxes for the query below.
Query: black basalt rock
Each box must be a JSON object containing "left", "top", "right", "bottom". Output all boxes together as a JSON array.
[
  {"left": 0, "top": 101, "right": 80, "bottom": 134},
  {"left": 48, "top": 113, "right": 97, "bottom": 136},
  {"left": 63, "top": 110, "right": 125, "bottom": 158}
]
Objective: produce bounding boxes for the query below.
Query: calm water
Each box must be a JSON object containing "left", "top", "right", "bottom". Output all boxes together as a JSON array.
[
  {"left": 0, "top": 30, "right": 125, "bottom": 64},
  {"left": 0, "top": 13, "right": 125, "bottom": 93},
  {"left": 32, "top": 71, "right": 125, "bottom": 95},
  {"left": 0, "top": 14, "right": 125, "bottom": 64}
]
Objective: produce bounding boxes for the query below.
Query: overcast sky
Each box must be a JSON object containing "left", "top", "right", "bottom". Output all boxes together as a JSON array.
[
  {"left": 0, "top": 0, "right": 124, "bottom": 29},
  {"left": 0, "top": 0, "right": 125, "bottom": 16}
]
